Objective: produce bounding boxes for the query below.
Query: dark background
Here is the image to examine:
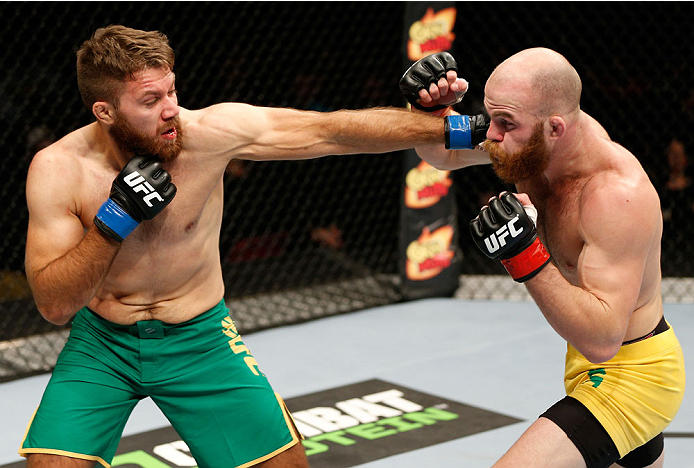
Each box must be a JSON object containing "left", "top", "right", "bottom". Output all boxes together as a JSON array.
[{"left": 1, "top": 2, "right": 692, "bottom": 379}]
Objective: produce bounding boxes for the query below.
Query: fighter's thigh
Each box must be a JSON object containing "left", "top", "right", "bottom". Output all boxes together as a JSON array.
[
  {"left": 21, "top": 375, "right": 140, "bottom": 462},
  {"left": 493, "top": 417, "right": 586, "bottom": 468},
  {"left": 151, "top": 309, "right": 301, "bottom": 467},
  {"left": 26, "top": 453, "right": 96, "bottom": 468},
  {"left": 154, "top": 386, "right": 298, "bottom": 468}
]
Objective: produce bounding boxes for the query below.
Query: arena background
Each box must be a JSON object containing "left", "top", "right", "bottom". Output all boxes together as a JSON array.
[{"left": 0, "top": 2, "right": 692, "bottom": 382}]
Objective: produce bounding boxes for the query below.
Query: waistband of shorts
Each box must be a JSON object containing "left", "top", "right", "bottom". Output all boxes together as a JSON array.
[
  {"left": 79, "top": 298, "right": 228, "bottom": 337},
  {"left": 622, "top": 315, "right": 669, "bottom": 345},
  {"left": 568, "top": 318, "right": 678, "bottom": 362}
]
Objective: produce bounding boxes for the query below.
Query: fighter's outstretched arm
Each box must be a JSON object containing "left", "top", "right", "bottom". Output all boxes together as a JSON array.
[{"left": 184, "top": 102, "right": 450, "bottom": 162}]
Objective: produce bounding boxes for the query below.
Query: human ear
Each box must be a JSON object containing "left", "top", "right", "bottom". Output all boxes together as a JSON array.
[
  {"left": 548, "top": 116, "right": 565, "bottom": 139},
  {"left": 93, "top": 101, "right": 115, "bottom": 125}
]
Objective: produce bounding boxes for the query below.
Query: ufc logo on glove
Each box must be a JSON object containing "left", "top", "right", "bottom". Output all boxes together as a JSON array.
[
  {"left": 470, "top": 193, "right": 550, "bottom": 282},
  {"left": 124, "top": 171, "right": 164, "bottom": 207},
  {"left": 484, "top": 215, "right": 524, "bottom": 254},
  {"left": 93, "top": 155, "right": 177, "bottom": 242}
]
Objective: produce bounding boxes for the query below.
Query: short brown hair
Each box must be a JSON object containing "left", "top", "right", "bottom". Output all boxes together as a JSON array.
[{"left": 76, "top": 25, "right": 175, "bottom": 110}]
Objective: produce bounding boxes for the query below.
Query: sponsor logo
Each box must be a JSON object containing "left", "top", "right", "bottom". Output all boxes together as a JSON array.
[
  {"left": 407, "top": 7, "right": 457, "bottom": 61},
  {"left": 406, "top": 225, "right": 455, "bottom": 280},
  {"left": 484, "top": 215, "right": 523, "bottom": 254},
  {"left": 124, "top": 171, "right": 164, "bottom": 207},
  {"left": 588, "top": 368, "right": 606, "bottom": 388},
  {"left": 404, "top": 161, "right": 452, "bottom": 209},
  {"left": 221, "top": 316, "right": 263, "bottom": 376},
  {"left": 276, "top": 380, "right": 521, "bottom": 467}
]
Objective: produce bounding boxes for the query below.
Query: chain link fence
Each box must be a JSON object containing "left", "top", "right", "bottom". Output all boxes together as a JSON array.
[{"left": 1, "top": 2, "right": 692, "bottom": 381}]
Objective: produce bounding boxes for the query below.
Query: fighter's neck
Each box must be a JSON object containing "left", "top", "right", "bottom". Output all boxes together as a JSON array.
[
  {"left": 90, "top": 121, "right": 132, "bottom": 170},
  {"left": 542, "top": 113, "right": 605, "bottom": 184}
]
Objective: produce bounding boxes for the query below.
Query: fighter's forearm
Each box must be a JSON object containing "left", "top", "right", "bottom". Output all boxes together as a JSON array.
[
  {"left": 322, "top": 107, "right": 445, "bottom": 154},
  {"left": 415, "top": 145, "right": 490, "bottom": 170},
  {"left": 525, "top": 265, "right": 627, "bottom": 363},
  {"left": 29, "top": 227, "right": 119, "bottom": 325}
]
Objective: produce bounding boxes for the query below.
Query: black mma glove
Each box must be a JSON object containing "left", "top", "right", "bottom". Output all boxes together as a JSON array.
[
  {"left": 94, "top": 155, "right": 177, "bottom": 242},
  {"left": 399, "top": 51, "right": 465, "bottom": 112},
  {"left": 400, "top": 52, "right": 490, "bottom": 149},
  {"left": 470, "top": 192, "right": 551, "bottom": 282}
]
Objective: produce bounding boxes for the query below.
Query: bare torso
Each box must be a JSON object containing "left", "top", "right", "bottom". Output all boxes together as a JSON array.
[
  {"left": 516, "top": 134, "right": 664, "bottom": 343},
  {"left": 62, "top": 108, "right": 229, "bottom": 324}
]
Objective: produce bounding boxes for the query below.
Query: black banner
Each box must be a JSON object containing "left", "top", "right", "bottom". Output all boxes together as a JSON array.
[{"left": 399, "top": 2, "right": 462, "bottom": 300}]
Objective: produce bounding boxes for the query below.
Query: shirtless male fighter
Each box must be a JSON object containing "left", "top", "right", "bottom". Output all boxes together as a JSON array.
[
  {"left": 21, "top": 25, "right": 466, "bottom": 468},
  {"left": 400, "top": 48, "right": 686, "bottom": 468}
]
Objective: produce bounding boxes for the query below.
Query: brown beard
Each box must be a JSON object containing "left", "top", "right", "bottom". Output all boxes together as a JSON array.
[
  {"left": 109, "top": 112, "right": 184, "bottom": 162},
  {"left": 486, "top": 122, "right": 549, "bottom": 184}
]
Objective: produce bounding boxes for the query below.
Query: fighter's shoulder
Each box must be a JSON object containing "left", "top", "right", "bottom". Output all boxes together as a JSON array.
[
  {"left": 27, "top": 127, "right": 90, "bottom": 188},
  {"left": 580, "top": 165, "right": 658, "bottom": 229},
  {"left": 179, "top": 104, "right": 270, "bottom": 154},
  {"left": 181, "top": 103, "right": 261, "bottom": 127}
]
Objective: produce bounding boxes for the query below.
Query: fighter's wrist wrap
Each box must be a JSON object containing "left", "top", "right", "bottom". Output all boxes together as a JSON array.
[
  {"left": 94, "top": 198, "right": 140, "bottom": 242},
  {"left": 445, "top": 112, "right": 490, "bottom": 150},
  {"left": 445, "top": 115, "right": 472, "bottom": 149},
  {"left": 500, "top": 237, "right": 551, "bottom": 282}
]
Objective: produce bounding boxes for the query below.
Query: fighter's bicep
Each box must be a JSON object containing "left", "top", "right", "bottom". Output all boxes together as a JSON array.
[
  {"left": 193, "top": 103, "right": 329, "bottom": 161},
  {"left": 577, "top": 237, "right": 644, "bottom": 314},
  {"left": 25, "top": 210, "right": 85, "bottom": 276},
  {"left": 577, "top": 182, "right": 657, "bottom": 313},
  {"left": 24, "top": 154, "right": 85, "bottom": 276}
]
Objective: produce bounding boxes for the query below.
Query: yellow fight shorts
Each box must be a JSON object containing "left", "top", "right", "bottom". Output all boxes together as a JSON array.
[{"left": 565, "top": 321, "right": 685, "bottom": 457}]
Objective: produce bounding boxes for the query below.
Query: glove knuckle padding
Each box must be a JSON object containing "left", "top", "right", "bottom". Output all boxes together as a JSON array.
[
  {"left": 437, "top": 51, "right": 458, "bottom": 73},
  {"left": 469, "top": 217, "right": 483, "bottom": 238},
  {"left": 421, "top": 58, "right": 445, "bottom": 81},
  {"left": 489, "top": 198, "right": 510, "bottom": 221},
  {"left": 479, "top": 206, "right": 496, "bottom": 229},
  {"left": 469, "top": 192, "right": 551, "bottom": 282},
  {"left": 400, "top": 52, "right": 459, "bottom": 112},
  {"left": 501, "top": 192, "right": 522, "bottom": 211},
  {"left": 113, "top": 155, "right": 176, "bottom": 221},
  {"left": 470, "top": 194, "right": 536, "bottom": 260}
]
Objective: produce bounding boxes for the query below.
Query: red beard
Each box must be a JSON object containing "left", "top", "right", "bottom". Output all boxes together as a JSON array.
[
  {"left": 109, "top": 112, "right": 184, "bottom": 162},
  {"left": 485, "top": 122, "right": 549, "bottom": 184}
]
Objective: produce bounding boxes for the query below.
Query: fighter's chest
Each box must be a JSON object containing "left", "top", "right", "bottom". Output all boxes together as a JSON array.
[
  {"left": 529, "top": 184, "right": 586, "bottom": 277},
  {"left": 81, "top": 161, "right": 224, "bottom": 238}
]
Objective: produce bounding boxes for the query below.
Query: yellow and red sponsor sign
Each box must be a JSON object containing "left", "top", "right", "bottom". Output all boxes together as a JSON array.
[
  {"left": 405, "top": 225, "right": 455, "bottom": 280},
  {"left": 407, "top": 7, "right": 457, "bottom": 61},
  {"left": 404, "top": 161, "right": 453, "bottom": 209}
]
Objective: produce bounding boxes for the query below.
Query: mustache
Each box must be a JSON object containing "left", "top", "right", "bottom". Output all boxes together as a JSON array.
[
  {"left": 485, "top": 123, "right": 548, "bottom": 184},
  {"left": 109, "top": 114, "right": 183, "bottom": 162}
]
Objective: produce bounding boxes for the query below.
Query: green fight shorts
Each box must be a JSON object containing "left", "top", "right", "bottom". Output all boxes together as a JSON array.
[{"left": 19, "top": 300, "right": 300, "bottom": 468}]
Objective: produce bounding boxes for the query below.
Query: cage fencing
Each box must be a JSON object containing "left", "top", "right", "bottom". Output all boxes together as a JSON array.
[{"left": 0, "top": 2, "right": 692, "bottom": 381}]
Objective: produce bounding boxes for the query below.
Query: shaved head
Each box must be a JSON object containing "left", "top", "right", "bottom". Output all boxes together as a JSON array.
[{"left": 487, "top": 48, "right": 582, "bottom": 117}]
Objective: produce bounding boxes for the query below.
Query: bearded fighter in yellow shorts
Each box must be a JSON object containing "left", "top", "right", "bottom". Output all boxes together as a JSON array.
[{"left": 400, "top": 49, "right": 685, "bottom": 468}]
